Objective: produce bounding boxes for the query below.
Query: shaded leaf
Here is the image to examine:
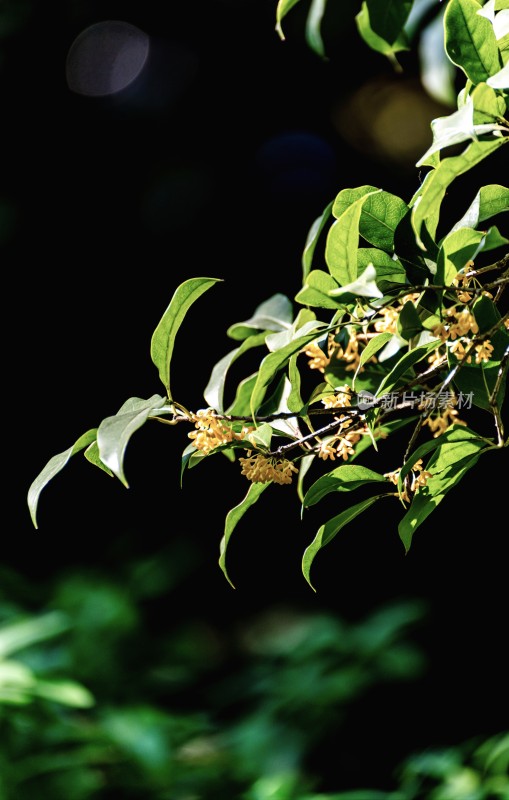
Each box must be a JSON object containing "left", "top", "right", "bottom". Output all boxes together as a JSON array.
[
  {"left": 27, "top": 429, "right": 98, "bottom": 529},
  {"left": 302, "top": 495, "right": 387, "bottom": 590},
  {"left": 219, "top": 483, "right": 270, "bottom": 587}
]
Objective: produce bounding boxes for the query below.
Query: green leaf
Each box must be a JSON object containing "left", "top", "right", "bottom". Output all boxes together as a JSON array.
[
  {"left": 302, "top": 201, "right": 333, "bottom": 280},
  {"left": 203, "top": 332, "right": 267, "bottom": 413},
  {"left": 397, "top": 300, "right": 424, "bottom": 341},
  {"left": 353, "top": 332, "right": 394, "bottom": 386},
  {"left": 326, "top": 190, "right": 381, "bottom": 285},
  {"left": 398, "top": 438, "right": 489, "bottom": 551},
  {"left": 303, "top": 464, "right": 388, "bottom": 508},
  {"left": 444, "top": 0, "right": 501, "bottom": 84},
  {"left": 27, "top": 429, "right": 98, "bottom": 529},
  {"left": 411, "top": 138, "right": 509, "bottom": 250},
  {"left": 150, "top": 277, "right": 221, "bottom": 399},
  {"left": 397, "top": 424, "right": 484, "bottom": 495},
  {"left": 84, "top": 440, "right": 115, "bottom": 476},
  {"left": 288, "top": 353, "right": 304, "bottom": 413},
  {"left": 332, "top": 187, "right": 408, "bottom": 253},
  {"left": 249, "top": 422, "right": 273, "bottom": 450},
  {"left": 302, "top": 495, "right": 386, "bottom": 590},
  {"left": 227, "top": 293, "right": 294, "bottom": 340},
  {"left": 356, "top": 2, "right": 410, "bottom": 57},
  {"left": 0, "top": 611, "right": 70, "bottom": 658},
  {"left": 295, "top": 270, "right": 345, "bottom": 309},
  {"left": 34, "top": 679, "right": 95, "bottom": 708},
  {"left": 97, "top": 395, "right": 166, "bottom": 488},
  {"left": 275, "top": 0, "right": 303, "bottom": 39},
  {"left": 250, "top": 328, "right": 329, "bottom": 416},
  {"left": 375, "top": 340, "right": 438, "bottom": 398},
  {"left": 328, "top": 264, "right": 384, "bottom": 300},
  {"left": 366, "top": 0, "right": 413, "bottom": 45},
  {"left": 225, "top": 373, "right": 258, "bottom": 416},
  {"left": 357, "top": 248, "right": 407, "bottom": 291},
  {"left": 450, "top": 183, "right": 509, "bottom": 231},
  {"left": 305, "top": 0, "right": 328, "bottom": 58},
  {"left": 435, "top": 227, "right": 487, "bottom": 285},
  {"left": 219, "top": 483, "right": 270, "bottom": 587}
]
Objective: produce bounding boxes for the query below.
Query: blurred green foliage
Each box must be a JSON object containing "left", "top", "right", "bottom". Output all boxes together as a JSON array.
[{"left": 1, "top": 559, "right": 507, "bottom": 800}]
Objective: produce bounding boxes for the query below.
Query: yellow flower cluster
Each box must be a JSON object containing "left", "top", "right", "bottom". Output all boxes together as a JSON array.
[
  {"left": 430, "top": 304, "right": 495, "bottom": 366},
  {"left": 304, "top": 333, "right": 375, "bottom": 374},
  {"left": 321, "top": 385, "right": 352, "bottom": 409},
  {"left": 384, "top": 458, "right": 433, "bottom": 503},
  {"left": 239, "top": 451, "right": 299, "bottom": 485},
  {"left": 422, "top": 403, "right": 467, "bottom": 438},
  {"left": 188, "top": 409, "right": 254, "bottom": 455},
  {"left": 316, "top": 426, "right": 367, "bottom": 462}
]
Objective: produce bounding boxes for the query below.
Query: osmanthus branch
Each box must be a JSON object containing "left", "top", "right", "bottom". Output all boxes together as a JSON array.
[{"left": 489, "top": 343, "right": 509, "bottom": 447}]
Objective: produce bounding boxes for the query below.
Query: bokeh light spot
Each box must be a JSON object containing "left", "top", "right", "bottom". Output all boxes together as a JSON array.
[{"left": 66, "top": 20, "right": 150, "bottom": 97}]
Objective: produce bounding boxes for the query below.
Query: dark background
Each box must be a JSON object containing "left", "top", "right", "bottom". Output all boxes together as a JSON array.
[{"left": 3, "top": 0, "right": 508, "bottom": 793}]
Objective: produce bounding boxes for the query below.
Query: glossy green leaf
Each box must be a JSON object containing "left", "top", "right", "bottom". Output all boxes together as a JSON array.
[
  {"left": 450, "top": 183, "right": 509, "bottom": 231},
  {"left": 411, "top": 138, "right": 509, "bottom": 249},
  {"left": 266, "top": 317, "right": 322, "bottom": 353},
  {"left": 227, "top": 293, "right": 294, "bottom": 341},
  {"left": 27, "top": 429, "right": 98, "bottom": 529},
  {"left": 219, "top": 482, "right": 270, "bottom": 587},
  {"left": 366, "top": 0, "right": 413, "bottom": 45},
  {"left": 436, "top": 227, "right": 487, "bottom": 285},
  {"left": 471, "top": 82, "right": 506, "bottom": 122},
  {"left": 302, "top": 495, "right": 386, "bottom": 591},
  {"left": 288, "top": 353, "right": 304, "bottom": 413},
  {"left": 354, "top": 332, "right": 394, "bottom": 384},
  {"left": 445, "top": 0, "right": 501, "bottom": 83},
  {"left": 250, "top": 328, "right": 329, "bottom": 416},
  {"left": 249, "top": 422, "right": 273, "bottom": 450},
  {"left": 302, "top": 201, "right": 333, "bottom": 280},
  {"left": 150, "top": 277, "right": 221, "bottom": 398},
  {"left": 203, "top": 332, "right": 267, "bottom": 413},
  {"left": 84, "top": 441, "right": 115, "bottom": 476},
  {"left": 97, "top": 395, "right": 166, "bottom": 488},
  {"left": 326, "top": 190, "right": 381, "bottom": 285},
  {"left": 398, "top": 437, "right": 489, "bottom": 551},
  {"left": 303, "top": 464, "right": 388, "bottom": 508},
  {"left": 275, "top": 0, "right": 303, "bottom": 39}
]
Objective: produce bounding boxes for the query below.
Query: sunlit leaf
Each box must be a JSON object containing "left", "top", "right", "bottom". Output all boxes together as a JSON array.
[
  {"left": 150, "top": 277, "right": 222, "bottom": 398},
  {"left": 303, "top": 464, "right": 388, "bottom": 508},
  {"left": 450, "top": 183, "right": 509, "bottom": 231},
  {"left": 227, "top": 293, "right": 294, "bottom": 340},
  {"left": 295, "top": 270, "right": 345, "bottom": 309},
  {"left": 375, "top": 340, "right": 437, "bottom": 398},
  {"left": 305, "top": 0, "right": 328, "bottom": 57},
  {"left": 326, "top": 190, "right": 381, "bottom": 285},
  {"left": 398, "top": 436, "right": 490, "bottom": 551},
  {"left": 97, "top": 395, "right": 166, "bottom": 487},
  {"left": 328, "top": 264, "right": 384, "bottom": 299},
  {"left": 275, "top": 0, "right": 303, "bottom": 39},
  {"left": 27, "top": 429, "right": 98, "bottom": 529},
  {"left": 411, "top": 138, "right": 509, "bottom": 249},
  {"left": 0, "top": 611, "right": 70, "bottom": 659},
  {"left": 357, "top": 248, "right": 407, "bottom": 291},
  {"left": 444, "top": 0, "right": 501, "bottom": 83}
]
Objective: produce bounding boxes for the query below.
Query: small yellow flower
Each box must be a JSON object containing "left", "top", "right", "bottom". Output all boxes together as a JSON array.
[
  {"left": 475, "top": 340, "right": 494, "bottom": 364},
  {"left": 239, "top": 452, "right": 298, "bottom": 485},
  {"left": 321, "top": 385, "right": 352, "bottom": 409}
]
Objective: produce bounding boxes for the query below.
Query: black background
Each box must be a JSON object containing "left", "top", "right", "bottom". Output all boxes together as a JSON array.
[{"left": 4, "top": 0, "right": 509, "bottom": 792}]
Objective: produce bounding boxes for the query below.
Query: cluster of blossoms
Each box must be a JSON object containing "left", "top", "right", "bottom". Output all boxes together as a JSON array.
[
  {"left": 188, "top": 409, "right": 255, "bottom": 455},
  {"left": 384, "top": 458, "right": 433, "bottom": 503},
  {"left": 315, "top": 385, "right": 368, "bottom": 461},
  {"left": 373, "top": 292, "right": 421, "bottom": 335},
  {"left": 304, "top": 331, "right": 375, "bottom": 374},
  {"left": 420, "top": 393, "right": 467, "bottom": 437},
  {"left": 238, "top": 452, "right": 299, "bottom": 485},
  {"left": 430, "top": 274, "right": 495, "bottom": 365}
]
